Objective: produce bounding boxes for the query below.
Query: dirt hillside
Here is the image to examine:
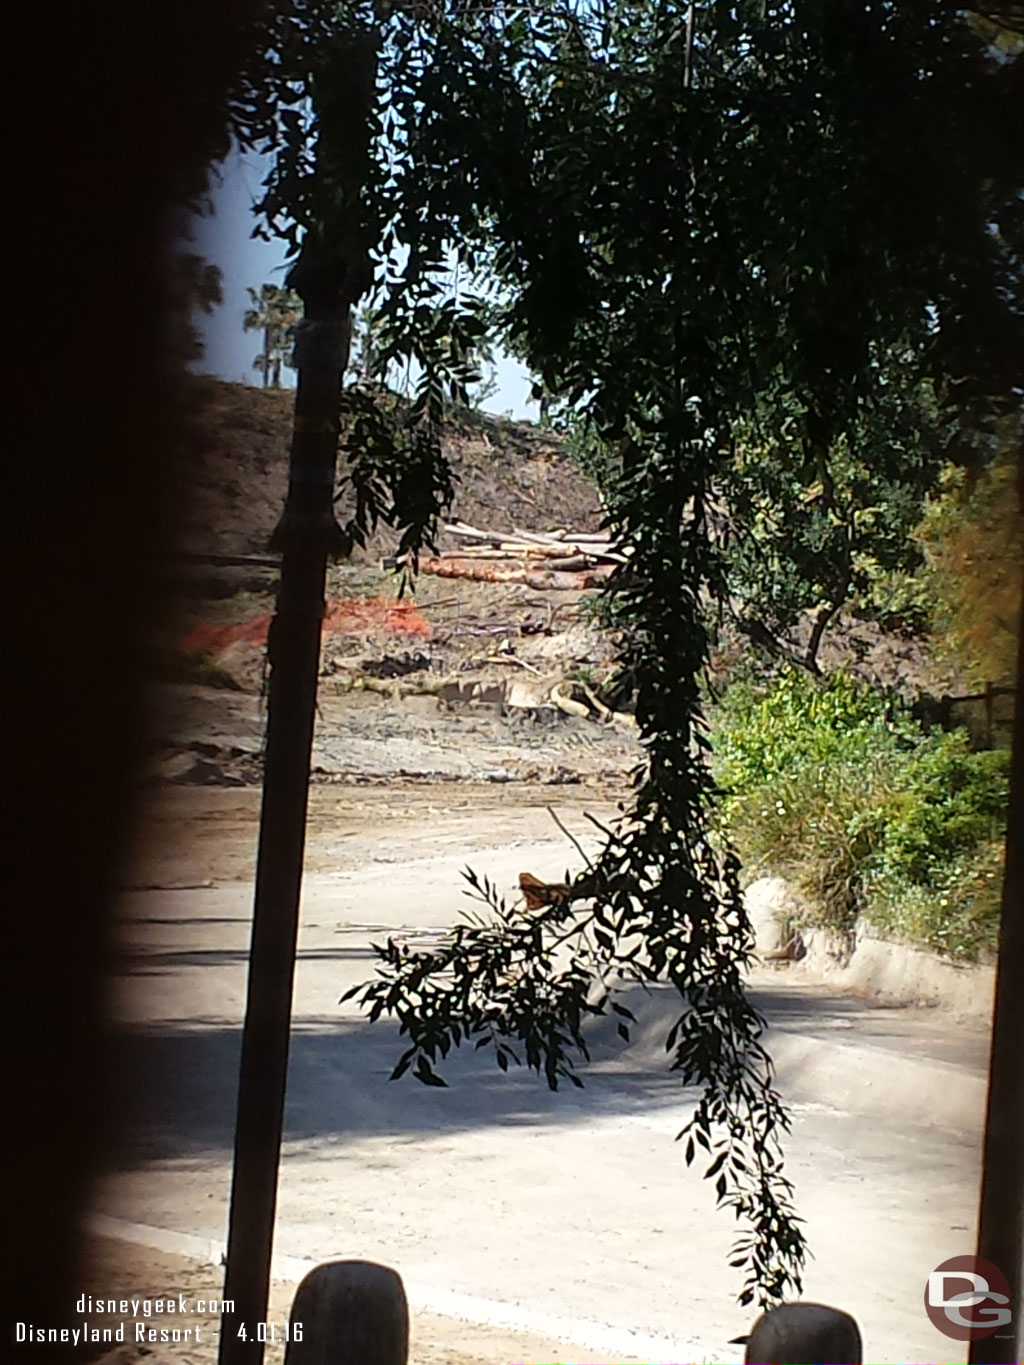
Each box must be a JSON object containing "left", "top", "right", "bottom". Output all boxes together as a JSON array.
[
  {"left": 152, "top": 380, "right": 637, "bottom": 791},
  {"left": 174, "top": 378, "right": 602, "bottom": 561}
]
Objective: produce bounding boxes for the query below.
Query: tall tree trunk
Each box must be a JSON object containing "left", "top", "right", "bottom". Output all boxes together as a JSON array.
[
  {"left": 218, "top": 28, "right": 379, "bottom": 1365},
  {"left": 262, "top": 324, "right": 271, "bottom": 389}
]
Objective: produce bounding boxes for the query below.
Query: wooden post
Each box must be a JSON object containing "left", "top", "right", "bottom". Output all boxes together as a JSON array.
[
  {"left": 969, "top": 592, "right": 1024, "bottom": 1364},
  {"left": 284, "top": 1262, "right": 409, "bottom": 1365},
  {"left": 216, "top": 532, "right": 331, "bottom": 1365},
  {"left": 217, "top": 30, "right": 379, "bottom": 1365}
]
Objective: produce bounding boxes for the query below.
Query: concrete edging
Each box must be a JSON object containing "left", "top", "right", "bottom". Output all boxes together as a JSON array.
[{"left": 764, "top": 1026, "right": 987, "bottom": 1136}]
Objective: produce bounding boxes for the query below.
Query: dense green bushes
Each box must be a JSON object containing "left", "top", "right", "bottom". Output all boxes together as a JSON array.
[{"left": 711, "top": 670, "right": 1008, "bottom": 961}]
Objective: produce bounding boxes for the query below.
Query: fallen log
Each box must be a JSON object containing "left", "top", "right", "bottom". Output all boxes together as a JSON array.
[
  {"left": 551, "top": 678, "right": 638, "bottom": 728},
  {"left": 509, "top": 528, "right": 626, "bottom": 563},
  {"left": 445, "top": 520, "right": 624, "bottom": 560},
  {"left": 542, "top": 530, "right": 615, "bottom": 544},
  {"left": 330, "top": 676, "right": 448, "bottom": 699},
  {"left": 526, "top": 554, "right": 595, "bottom": 571},
  {"left": 437, "top": 545, "right": 623, "bottom": 569},
  {"left": 418, "top": 557, "right": 615, "bottom": 590},
  {"left": 436, "top": 544, "right": 579, "bottom": 561},
  {"left": 551, "top": 681, "right": 590, "bottom": 719},
  {"left": 443, "top": 519, "right": 518, "bottom": 544}
]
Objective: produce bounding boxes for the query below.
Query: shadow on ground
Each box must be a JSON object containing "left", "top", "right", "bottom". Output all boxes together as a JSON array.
[{"left": 104, "top": 975, "right": 965, "bottom": 1172}]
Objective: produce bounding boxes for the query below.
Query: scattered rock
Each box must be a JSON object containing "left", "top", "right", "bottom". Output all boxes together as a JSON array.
[
  {"left": 154, "top": 752, "right": 204, "bottom": 782},
  {"left": 545, "top": 766, "right": 582, "bottom": 785},
  {"left": 504, "top": 680, "right": 547, "bottom": 710},
  {"left": 744, "top": 877, "right": 807, "bottom": 956},
  {"left": 158, "top": 754, "right": 245, "bottom": 786},
  {"left": 439, "top": 679, "right": 506, "bottom": 708}
]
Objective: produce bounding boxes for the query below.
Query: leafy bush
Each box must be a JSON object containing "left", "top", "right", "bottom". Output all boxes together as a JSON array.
[
  {"left": 712, "top": 669, "right": 1008, "bottom": 959},
  {"left": 866, "top": 840, "right": 1005, "bottom": 963}
]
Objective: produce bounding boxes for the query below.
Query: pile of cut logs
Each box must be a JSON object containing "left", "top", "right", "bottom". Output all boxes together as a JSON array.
[{"left": 386, "top": 520, "right": 626, "bottom": 590}]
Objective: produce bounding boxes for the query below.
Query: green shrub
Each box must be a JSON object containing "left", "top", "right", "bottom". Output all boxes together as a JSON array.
[
  {"left": 712, "top": 670, "right": 891, "bottom": 792},
  {"left": 872, "top": 740, "right": 1008, "bottom": 886},
  {"left": 866, "top": 840, "right": 1004, "bottom": 962},
  {"left": 711, "top": 669, "right": 1008, "bottom": 960}
]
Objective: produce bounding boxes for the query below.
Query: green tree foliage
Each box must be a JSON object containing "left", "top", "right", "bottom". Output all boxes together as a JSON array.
[
  {"left": 243, "top": 283, "right": 302, "bottom": 388},
  {"left": 718, "top": 374, "right": 950, "bottom": 669},
  {"left": 917, "top": 425, "right": 1024, "bottom": 686},
  {"left": 225, "top": 0, "right": 1024, "bottom": 1307}
]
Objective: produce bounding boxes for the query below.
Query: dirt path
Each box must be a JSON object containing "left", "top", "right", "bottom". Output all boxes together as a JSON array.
[
  {"left": 95, "top": 779, "right": 656, "bottom": 1365},
  {"left": 92, "top": 629, "right": 985, "bottom": 1365},
  {"left": 124, "top": 780, "right": 628, "bottom": 888},
  {"left": 92, "top": 781, "right": 988, "bottom": 1365}
]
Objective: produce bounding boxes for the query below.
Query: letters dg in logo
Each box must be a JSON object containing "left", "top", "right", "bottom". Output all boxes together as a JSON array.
[{"left": 925, "top": 1256, "right": 1013, "bottom": 1341}]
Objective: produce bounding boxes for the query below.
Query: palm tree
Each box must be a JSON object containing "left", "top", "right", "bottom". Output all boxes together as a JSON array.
[{"left": 243, "top": 284, "right": 302, "bottom": 388}]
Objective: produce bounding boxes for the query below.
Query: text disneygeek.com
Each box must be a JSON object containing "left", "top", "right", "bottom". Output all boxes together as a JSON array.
[{"left": 13, "top": 1293, "right": 300, "bottom": 1348}]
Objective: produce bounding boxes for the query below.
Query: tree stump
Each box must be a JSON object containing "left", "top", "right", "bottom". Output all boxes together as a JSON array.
[
  {"left": 284, "top": 1261, "right": 409, "bottom": 1365},
  {"left": 742, "top": 1301, "right": 862, "bottom": 1364}
]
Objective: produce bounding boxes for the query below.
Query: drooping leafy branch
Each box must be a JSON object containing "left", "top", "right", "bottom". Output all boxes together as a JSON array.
[{"left": 346, "top": 0, "right": 1022, "bottom": 1303}]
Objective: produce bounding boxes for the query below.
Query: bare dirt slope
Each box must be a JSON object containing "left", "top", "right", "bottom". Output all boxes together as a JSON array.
[
  {"left": 149, "top": 378, "right": 964, "bottom": 802},
  {"left": 152, "top": 379, "right": 636, "bottom": 790},
  {"left": 174, "top": 378, "right": 602, "bottom": 560}
]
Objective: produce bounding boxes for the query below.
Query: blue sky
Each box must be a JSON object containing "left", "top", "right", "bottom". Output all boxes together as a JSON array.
[{"left": 188, "top": 148, "right": 536, "bottom": 420}]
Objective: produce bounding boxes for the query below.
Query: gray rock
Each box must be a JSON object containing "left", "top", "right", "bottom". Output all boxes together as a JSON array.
[{"left": 744, "top": 877, "right": 804, "bottom": 955}]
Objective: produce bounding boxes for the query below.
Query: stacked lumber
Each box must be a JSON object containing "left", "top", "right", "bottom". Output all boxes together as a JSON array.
[{"left": 384, "top": 520, "right": 625, "bottom": 589}]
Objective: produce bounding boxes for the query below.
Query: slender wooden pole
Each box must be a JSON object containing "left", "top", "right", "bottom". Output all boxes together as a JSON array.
[
  {"left": 216, "top": 29, "right": 378, "bottom": 1362},
  {"left": 218, "top": 533, "right": 328, "bottom": 1365},
  {"left": 969, "top": 572, "right": 1024, "bottom": 1365},
  {"left": 218, "top": 294, "right": 352, "bottom": 1365}
]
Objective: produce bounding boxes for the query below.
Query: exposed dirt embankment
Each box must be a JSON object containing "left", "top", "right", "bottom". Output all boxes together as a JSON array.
[
  {"left": 173, "top": 378, "right": 602, "bottom": 561},
  {"left": 744, "top": 875, "right": 996, "bottom": 1021},
  {"left": 152, "top": 379, "right": 639, "bottom": 790},
  {"left": 156, "top": 380, "right": 968, "bottom": 820}
]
